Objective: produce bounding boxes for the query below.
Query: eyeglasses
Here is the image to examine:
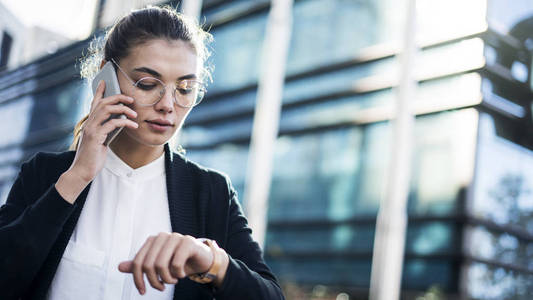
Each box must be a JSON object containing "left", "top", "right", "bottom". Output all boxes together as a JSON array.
[{"left": 110, "top": 58, "right": 206, "bottom": 108}]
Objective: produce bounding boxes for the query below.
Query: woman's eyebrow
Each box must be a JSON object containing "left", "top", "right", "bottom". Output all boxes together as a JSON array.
[{"left": 133, "top": 67, "right": 197, "bottom": 80}]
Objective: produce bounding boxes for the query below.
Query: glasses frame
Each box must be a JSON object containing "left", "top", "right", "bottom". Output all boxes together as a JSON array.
[{"left": 110, "top": 58, "right": 206, "bottom": 108}]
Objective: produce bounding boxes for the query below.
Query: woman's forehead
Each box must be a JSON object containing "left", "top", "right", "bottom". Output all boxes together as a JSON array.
[{"left": 125, "top": 39, "right": 199, "bottom": 79}]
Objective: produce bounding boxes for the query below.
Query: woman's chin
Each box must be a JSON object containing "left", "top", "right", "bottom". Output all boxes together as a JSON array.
[{"left": 121, "top": 128, "right": 173, "bottom": 147}]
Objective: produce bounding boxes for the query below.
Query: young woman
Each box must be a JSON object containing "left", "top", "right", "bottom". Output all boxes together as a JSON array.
[{"left": 0, "top": 6, "right": 284, "bottom": 300}]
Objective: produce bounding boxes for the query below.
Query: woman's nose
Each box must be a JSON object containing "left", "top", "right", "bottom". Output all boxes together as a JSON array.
[{"left": 154, "top": 86, "right": 175, "bottom": 112}]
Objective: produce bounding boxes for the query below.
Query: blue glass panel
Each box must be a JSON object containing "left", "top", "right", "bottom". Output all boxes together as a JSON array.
[
  {"left": 266, "top": 224, "right": 375, "bottom": 253},
  {"left": 0, "top": 79, "right": 89, "bottom": 149},
  {"left": 402, "top": 259, "right": 454, "bottom": 290},
  {"left": 467, "top": 262, "right": 533, "bottom": 300},
  {"left": 471, "top": 113, "right": 533, "bottom": 234},
  {"left": 207, "top": 12, "right": 267, "bottom": 92},
  {"left": 267, "top": 256, "right": 455, "bottom": 290},
  {"left": 286, "top": 0, "right": 406, "bottom": 74},
  {"left": 266, "top": 222, "right": 456, "bottom": 255},
  {"left": 265, "top": 109, "right": 477, "bottom": 221},
  {"left": 267, "top": 257, "right": 372, "bottom": 287},
  {"left": 29, "top": 80, "right": 90, "bottom": 134},
  {"left": 487, "top": 0, "right": 533, "bottom": 34},
  {"left": 405, "top": 222, "right": 458, "bottom": 255},
  {"left": 184, "top": 144, "right": 249, "bottom": 206},
  {"left": 268, "top": 127, "right": 365, "bottom": 220},
  {"left": 467, "top": 226, "right": 533, "bottom": 270}
]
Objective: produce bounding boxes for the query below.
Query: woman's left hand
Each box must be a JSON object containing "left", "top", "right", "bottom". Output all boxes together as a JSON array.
[{"left": 118, "top": 232, "right": 228, "bottom": 295}]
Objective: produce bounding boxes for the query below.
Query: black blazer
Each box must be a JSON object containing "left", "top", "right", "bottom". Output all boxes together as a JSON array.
[{"left": 0, "top": 144, "right": 284, "bottom": 300}]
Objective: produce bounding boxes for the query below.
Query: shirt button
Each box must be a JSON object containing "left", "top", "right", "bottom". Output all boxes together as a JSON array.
[{"left": 126, "top": 172, "right": 133, "bottom": 177}]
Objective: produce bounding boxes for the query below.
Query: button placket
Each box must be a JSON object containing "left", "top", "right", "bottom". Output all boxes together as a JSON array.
[{"left": 102, "top": 180, "right": 137, "bottom": 299}]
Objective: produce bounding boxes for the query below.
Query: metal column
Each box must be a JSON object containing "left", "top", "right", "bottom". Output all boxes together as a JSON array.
[
  {"left": 244, "top": 0, "right": 293, "bottom": 248},
  {"left": 369, "top": 0, "right": 418, "bottom": 299}
]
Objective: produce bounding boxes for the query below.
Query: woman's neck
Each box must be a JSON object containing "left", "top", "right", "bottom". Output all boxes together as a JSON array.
[{"left": 109, "top": 134, "right": 165, "bottom": 170}]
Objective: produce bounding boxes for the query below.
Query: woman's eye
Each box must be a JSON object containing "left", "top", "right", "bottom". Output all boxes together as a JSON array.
[
  {"left": 137, "top": 82, "right": 157, "bottom": 90},
  {"left": 178, "top": 88, "right": 193, "bottom": 95}
]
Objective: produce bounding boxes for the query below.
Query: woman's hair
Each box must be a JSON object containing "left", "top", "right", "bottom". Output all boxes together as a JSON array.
[{"left": 69, "top": 5, "right": 213, "bottom": 151}]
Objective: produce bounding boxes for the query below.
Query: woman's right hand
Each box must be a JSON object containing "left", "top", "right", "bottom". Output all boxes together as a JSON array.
[{"left": 68, "top": 80, "right": 139, "bottom": 183}]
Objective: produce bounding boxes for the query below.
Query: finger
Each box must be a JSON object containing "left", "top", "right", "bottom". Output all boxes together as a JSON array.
[
  {"left": 170, "top": 235, "right": 196, "bottom": 278},
  {"left": 118, "top": 261, "right": 133, "bottom": 273},
  {"left": 143, "top": 233, "right": 171, "bottom": 291},
  {"left": 100, "top": 118, "right": 138, "bottom": 135},
  {"left": 96, "top": 80, "right": 106, "bottom": 99},
  {"left": 156, "top": 233, "right": 182, "bottom": 284},
  {"left": 132, "top": 236, "right": 155, "bottom": 295},
  {"left": 91, "top": 94, "right": 134, "bottom": 116},
  {"left": 89, "top": 80, "right": 105, "bottom": 113},
  {"left": 99, "top": 94, "right": 134, "bottom": 107},
  {"left": 95, "top": 104, "right": 137, "bottom": 122}
]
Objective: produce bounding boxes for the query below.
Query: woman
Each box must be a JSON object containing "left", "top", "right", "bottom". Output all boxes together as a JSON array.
[{"left": 0, "top": 6, "right": 284, "bottom": 300}]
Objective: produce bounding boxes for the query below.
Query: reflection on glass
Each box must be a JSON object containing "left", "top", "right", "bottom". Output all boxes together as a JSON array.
[
  {"left": 471, "top": 113, "right": 533, "bottom": 233},
  {"left": 417, "top": 0, "right": 487, "bottom": 44},
  {"left": 407, "top": 222, "right": 456, "bottom": 255},
  {"left": 268, "top": 128, "right": 363, "bottom": 220},
  {"left": 409, "top": 109, "right": 478, "bottom": 215},
  {"left": 208, "top": 0, "right": 407, "bottom": 91},
  {"left": 30, "top": 79, "right": 90, "bottom": 135},
  {"left": 268, "top": 256, "right": 455, "bottom": 290},
  {"left": 0, "top": 96, "right": 34, "bottom": 148},
  {"left": 208, "top": 12, "right": 267, "bottom": 92},
  {"left": 184, "top": 144, "right": 248, "bottom": 206},
  {"left": 487, "top": 0, "right": 533, "bottom": 34},
  {"left": 402, "top": 259, "right": 453, "bottom": 290},
  {"left": 268, "top": 257, "right": 372, "bottom": 286},
  {"left": 287, "top": 0, "right": 406, "bottom": 74},
  {"left": 186, "top": 72, "right": 481, "bottom": 149},
  {"left": 468, "top": 262, "right": 533, "bottom": 300},
  {"left": 266, "top": 109, "right": 477, "bottom": 221},
  {"left": 266, "top": 221, "right": 455, "bottom": 255},
  {"left": 466, "top": 225, "right": 533, "bottom": 268}
]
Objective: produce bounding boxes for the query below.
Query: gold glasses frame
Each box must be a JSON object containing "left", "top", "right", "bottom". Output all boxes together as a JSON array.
[{"left": 110, "top": 58, "right": 206, "bottom": 108}]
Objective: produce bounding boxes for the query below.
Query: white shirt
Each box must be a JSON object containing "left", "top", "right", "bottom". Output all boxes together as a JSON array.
[{"left": 47, "top": 148, "right": 175, "bottom": 300}]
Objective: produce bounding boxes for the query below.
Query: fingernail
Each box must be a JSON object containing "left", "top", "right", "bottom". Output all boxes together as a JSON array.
[{"left": 140, "top": 288, "right": 145, "bottom": 295}]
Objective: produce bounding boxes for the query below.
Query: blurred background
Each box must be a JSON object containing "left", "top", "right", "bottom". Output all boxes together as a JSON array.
[{"left": 1, "top": 0, "right": 533, "bottom": 299}]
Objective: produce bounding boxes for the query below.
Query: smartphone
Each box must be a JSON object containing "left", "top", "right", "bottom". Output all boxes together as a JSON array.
[{"left": 91, "top": 61, "right": 127, "bottom": 146}]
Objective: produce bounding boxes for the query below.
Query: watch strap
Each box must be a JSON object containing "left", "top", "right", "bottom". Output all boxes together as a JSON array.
[{"left": 189, "top": 239, "right": 221, "bottom": 284}]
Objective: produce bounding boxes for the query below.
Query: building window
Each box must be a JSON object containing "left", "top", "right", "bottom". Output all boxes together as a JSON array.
[{"left": 0, "top": 31, "right": 13, "bottom": 71}]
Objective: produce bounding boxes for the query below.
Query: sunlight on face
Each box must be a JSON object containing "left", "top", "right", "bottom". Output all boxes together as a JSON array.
[{"left": 115, "top": 39, "right": 199, "bottom": 148}]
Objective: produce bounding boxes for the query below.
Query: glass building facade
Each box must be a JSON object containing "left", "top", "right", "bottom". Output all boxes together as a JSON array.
[{"left": 1, "top": 0, "right": 533, "bottom": 299}]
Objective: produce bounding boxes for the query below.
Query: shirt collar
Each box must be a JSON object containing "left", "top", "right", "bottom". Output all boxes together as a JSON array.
[{"left": 104, "top": 148, "right": 165, "bottom": 180}]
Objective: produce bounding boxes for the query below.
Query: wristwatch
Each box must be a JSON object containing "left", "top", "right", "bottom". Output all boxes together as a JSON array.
[{"left": 189, "top": 239, "right": 222, "bottom": 284}]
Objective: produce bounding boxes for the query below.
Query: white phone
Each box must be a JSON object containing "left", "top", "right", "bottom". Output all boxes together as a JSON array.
[{"left": 91, "top": 61, "right": 126, "bottom": 146}]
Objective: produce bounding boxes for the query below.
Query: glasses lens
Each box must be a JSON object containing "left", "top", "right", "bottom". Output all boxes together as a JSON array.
[
  {"left": 133, "top": 78, "right": 206, "bottom": 107},
  {"left": 134, "top": 78, "right": 165, "bottom": 106},
  {"left": 175, "top": 80, "right": 205, "bottom": 107}
]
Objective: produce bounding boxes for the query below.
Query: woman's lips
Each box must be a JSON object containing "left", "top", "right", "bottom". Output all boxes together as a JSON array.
[{"left": 146, "top": 120, "right": 172, "bottom": 132}]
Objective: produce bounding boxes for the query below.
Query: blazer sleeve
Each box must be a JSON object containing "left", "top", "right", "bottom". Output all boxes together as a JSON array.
[
  {"left": 211, "top": 175, "right": 285, "bottom": 300},
  {"left": 0, "top": 153, "right": 77, "bottom": 299}
]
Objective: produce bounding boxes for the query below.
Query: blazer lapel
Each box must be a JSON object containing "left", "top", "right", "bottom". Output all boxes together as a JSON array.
[
  {"left": 165, "top": 144, "right": 210, "bottom": 300},
  {"left": 164, "top": 143, "right": 199, "bottom": 238}
]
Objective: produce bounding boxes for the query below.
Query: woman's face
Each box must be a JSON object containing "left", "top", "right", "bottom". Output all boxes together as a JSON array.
[{"left": 114, "top": 39, "right": 199, "bottom": 147}]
